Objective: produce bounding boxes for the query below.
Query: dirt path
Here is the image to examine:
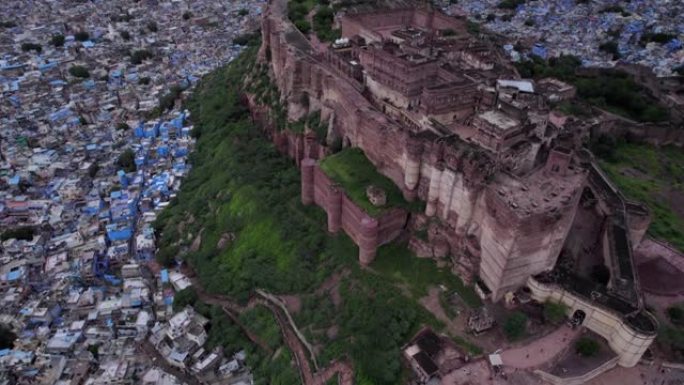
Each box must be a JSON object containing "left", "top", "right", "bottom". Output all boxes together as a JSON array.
[
  {"left": 257, "top": 293, "right": 354, "bottom": 385},
  {"left": 500, "top": 324, "right": 580, "bottom": 369},
  {"left": 419, "top": 287, "right": 498, "bottom": 352},
  {"left": 420, "top": 287, "right": 457, "bottom": 333},
  {"left": 315, "top": 269, "right": 349, "bottom": 307},
  {"left": 187, "top": 271, "right": 354, "bottom": 384},
  {"left": 313, "top": 360, "right": 354, "bottom": 385},
  {"left": 259, "top": 298, "right": 314, "bottom": 384}
]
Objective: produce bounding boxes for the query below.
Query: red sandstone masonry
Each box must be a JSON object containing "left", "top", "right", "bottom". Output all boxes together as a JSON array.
[
  {"left": 255, "top": 3, "right": 587, "bottom": 295},
  {"left": 301, "top": 159, "right": 408, "bottom": 265}
]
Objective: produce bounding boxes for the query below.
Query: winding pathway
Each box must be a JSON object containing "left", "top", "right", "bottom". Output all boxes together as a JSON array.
[{"left": 189, "top": 274, "right": 353, "bottom": 384}]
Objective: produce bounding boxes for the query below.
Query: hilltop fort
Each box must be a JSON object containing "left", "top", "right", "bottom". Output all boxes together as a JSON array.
[{"left": 247, "top": 0, "right": 658, "bottom": 371}]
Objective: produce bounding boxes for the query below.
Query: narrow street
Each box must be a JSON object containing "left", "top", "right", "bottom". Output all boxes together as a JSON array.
[{"left": 138, "top": 340, "right": 201, "bottom": 385}]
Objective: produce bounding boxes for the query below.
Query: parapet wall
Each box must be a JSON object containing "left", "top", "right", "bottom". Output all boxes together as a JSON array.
[
  {"left": 527, "top": 277, "right": 657, "bottom": 367},
  {"left": 301, "top": 159, "right": 408, "bottom": 264}
]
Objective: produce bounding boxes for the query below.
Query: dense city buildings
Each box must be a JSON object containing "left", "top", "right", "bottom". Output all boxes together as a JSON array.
[
  {"left": 436, "top": 0, "right": 683, "bottom": 77},
  {"left": 0, "top": 0, "right": 264, "bottom": 383}
]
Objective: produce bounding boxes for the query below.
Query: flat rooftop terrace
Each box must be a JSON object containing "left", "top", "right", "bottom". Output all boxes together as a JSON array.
[
  {"left": 493, "top": 166, "right": 586, "bottom": 217},
  {"left": 319, "top": 148, "right": 411, "bottom": 216},
  {"left": 478, "top": 110, "right": 519, "bottom": 132}
]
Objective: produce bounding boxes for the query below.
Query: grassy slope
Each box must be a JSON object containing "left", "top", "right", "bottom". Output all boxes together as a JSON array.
[
  {"left": 155, "top": 46, "right": 482, "bottom": 384},
  {"left": 319, "top": 148, "right": 410, "bottom": 216},
  {"left": 599, "top": 142, "right": 684, "bottom": 251},
  {"left": 372, "top": 243, "right": 482, "bottom": 308}
]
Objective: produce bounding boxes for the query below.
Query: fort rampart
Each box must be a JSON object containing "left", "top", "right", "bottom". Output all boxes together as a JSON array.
[{"left": 301, "top": 159, "right": 408, "bottom": 264}]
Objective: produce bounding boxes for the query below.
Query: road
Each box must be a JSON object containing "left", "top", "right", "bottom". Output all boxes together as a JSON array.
[{"left": 501, "top": 324, "right": 581, "bottom": 369}]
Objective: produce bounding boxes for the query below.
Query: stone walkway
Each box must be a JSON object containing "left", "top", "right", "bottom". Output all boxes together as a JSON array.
[{"left": 501, "top": 324, "right": 581, "bottom": 369}]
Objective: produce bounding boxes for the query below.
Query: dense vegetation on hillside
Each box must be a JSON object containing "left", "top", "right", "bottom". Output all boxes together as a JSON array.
[
  {"left": 288, "top": 0, "right": 342, "bottom": 41},
  {"left": 597, "top": 140, "right": 684, "bottom": 251},
  {"left": 319, "top": 148, "right": 419, "bottom": 216},
  {"left": 516, "top": 55, "right": 668, "bottom": 122},
  {"left": 155, "top": 43, "right": 481, "bottom": 384}
]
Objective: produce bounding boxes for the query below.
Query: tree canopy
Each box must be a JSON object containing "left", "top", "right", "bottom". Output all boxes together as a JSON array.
[
  {"left": 504, "top": 311, "right": 528, "bottom": 340},
  {"left": 1, "top": 227, "right": 35, "bottom": 241},
  {"left": 576, "top": 337, "right": 600, "bottom": 357},
  {"left": 116, "top": 149, "right": 136, "bottom": 173},
  {"left": 131, "top": 49, "right": 153, "bottom": 65},
  {"left": 543, "top": 301, "right": 568, "bottom": 324},
  {"left": 0, "top": 325, "right": 16, "bottom": 350},
  {"left": 69, "top": 65, "right": 90, "bottom": 78},
  {"left": 51, "top": 34, "right": 65, "bottom": 47},
  {"left": 74, "top": 31, "right": 90, "bottom": 42},
  {"left": 21, "top": 42, "right": 42, "bottom": 53}
]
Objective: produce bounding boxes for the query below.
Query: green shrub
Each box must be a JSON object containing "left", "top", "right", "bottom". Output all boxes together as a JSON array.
[
  {"left": 1, "top": 227, "right": 35, "bottom": 241},
  {"left": 498, "top": 0, "right": 525, "bottom": 10},
  {"left": 74, "top": 31, "right": 90, "bottom": 41},
  {"left": 173, "top": 287, "right": 199, "bottom": 311},
  {"left": 599, "top": 5, "right": 624, "bottom": 13},
  {"left": 21, "top": 42, "right": 41, "bottom": 53},
  {"left": 233, "top": 32, "right": 260, "bottom": 46},
  {"left": 88, "top": 163, "right": 100, "bottom": 178},
  {"left": 157, "top": 84, "right": 185, "bottom": 113},
  {"left": 504, "top": 311, "right": 528, "bottom": 340},
  {"left": 116, "top": 149, "right": 136, "bottom": 173},
  {"left": 668, "top": 306, "right": 684, "bottom": 326},
  {"left": 466, "top": 20, "right": 480, "bottom": 34},
  {"left": 599, "top": 40, "right": 620, "bottom": 60},
  {"left": 516, "top": 56, "right": 668, "bottom": 123},
  {"left": 131, "top": 49, "right": 153, "bottom": 64},
  {"left": 575, "top": 337, "right": 600, "bottom": 357},
  {"left": 314, "top": 6, "right": 339, "bottom": 42},
  {"left": 51, "top": 34, "right": 65, "bottom": 47},
  {"left": 640, "top": 32, "right": 676, "bottom": 45},
  {"left": 295, "top": 19, "right": 311, "bottom": 34},
  {"left": 544, "top": 301, "right": 568, "bottom": 324},
  {"left": 0, "top": 325, "right": 16, "bottom": 350},
  {"left": 69, "top": 65, "right": 90, "bottom": 78}
]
